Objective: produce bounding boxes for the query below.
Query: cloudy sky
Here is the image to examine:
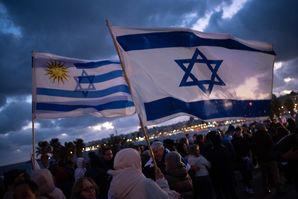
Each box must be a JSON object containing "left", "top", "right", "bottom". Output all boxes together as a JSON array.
[{"left": 0, "top": 0, "right": 297, "bottom": 166}]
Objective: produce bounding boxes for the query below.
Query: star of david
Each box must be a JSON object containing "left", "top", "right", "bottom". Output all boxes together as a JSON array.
[
  {"left": 74, "top": 70, "right": 96, "bottom": 97},
  {"left": 175, "top": 48, "right": 225, "bottom": 95}
]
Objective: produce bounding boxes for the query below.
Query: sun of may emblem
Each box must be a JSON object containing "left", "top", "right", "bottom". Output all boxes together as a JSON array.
[{"left": 46, "top": 60, "right": 69, "bottom": 84}]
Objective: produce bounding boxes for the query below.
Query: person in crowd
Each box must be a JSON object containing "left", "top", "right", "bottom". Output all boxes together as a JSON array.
[
  {"left": 232, "top": 126, "right": 254, "bottom": 195},
  {"left": 163, "top": 139, "right": 176, "bottom": 152},
  {"left": 98, "top": 148, "right": 114, "bottom": 199},
  {"left": 101, "top": 148, "right": 114, "bottom": 170},
  {"left": 276, "top": 126, "right": 298, "bottom": 194},
  {"left": 164, "top": 151, "right": 193, "bottom": 199},
  {"left": 143, "top": 141, "right": 170, "bottom": 180},
  {"left": 3, "top": 169, "right": 30, "bottom": 199},
  {"left": 85, "top": 152, "right": 106, "bottom": 199},
  {"left": 188, "top": 144, "right": 214, "bottom": 199},
  {"left": 176, "top": 137, "right": 189, "bottom": 160},
  {"left": 204, "top": 130, "right": 238, "bottom": 199},
  {"left": 251, "top": 123, "right": 282, "bottom": 194},
  {"left": 75, "top": 157, "right": 87, "bottom": 182},
  {"left": 286, "top": 118, "right": 296, "bottom": 134},
  {"left": 141, "top": 148, "right": 151, "bottom": 167},
  {"left": 271, "top": 122, "right": 290, "bottom": 144},
  {"left": 13, "top": 179, "right": 39, "bottom": 199},
  {"left": 51, "top": 160, "right": 75, "bottom": 198},
  {"left": 70, "top": 177, "right": 100, "bottom": 199},
  {"left": 193, "top": 134, "right": 205, "bottom": 153},
  {"left": 177, "top": 137, "right": 189, "bottom": 164},
  {"left": 108, "top": 148, "right": 180, "bottom": 199},
  {"left": 241, "top": 124, "right": 253, "bottom": 140},
  {"left": 31, "top": 168, "right": 66, "bottom": 199}
]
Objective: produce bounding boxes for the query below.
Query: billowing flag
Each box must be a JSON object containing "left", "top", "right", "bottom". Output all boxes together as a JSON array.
[
  {"left": 32, "top": 52, "right": 135, "bottom": 119},
  {"left": 110, "top": 26, "right": 275, "bottom": 125}
]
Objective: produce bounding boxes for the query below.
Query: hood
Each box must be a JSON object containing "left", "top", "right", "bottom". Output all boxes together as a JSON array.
[{"left": 31, "top": 169, "right": 55, "bottom": 195}]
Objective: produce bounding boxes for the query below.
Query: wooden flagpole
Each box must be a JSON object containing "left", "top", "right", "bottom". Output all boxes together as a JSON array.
[
  {"left": 105, "top": 20, "right": 158, "bottom": 170},
  {"left": 31, "top": 52, "right": 36, "bottom": 170},
  {"left": 31, "top": 119, "right": 36, "bottom": 170}
]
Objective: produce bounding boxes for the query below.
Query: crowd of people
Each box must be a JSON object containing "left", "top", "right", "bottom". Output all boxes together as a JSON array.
[{"left": 1, "top": 116, "right": 298, "bottom": 199}]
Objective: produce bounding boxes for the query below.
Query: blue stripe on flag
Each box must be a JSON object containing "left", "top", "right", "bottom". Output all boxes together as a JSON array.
[
  {"left": 74, "top": 60, "right": 120, "bottom": 69},
  {"left": 144, "top": 97, "right": 271, "bottom": 121},
  {"left": 78, "top": 70, "right": 123, "bottom": 83},
  {"left": 116, "top": 31, "right": 275, "bottom": 55},
  {"left": 36, "top": 100, "right": 134, "bottom": 112},
  {"left": 36, "top": 85, "right": 130, "bottom": 98}
]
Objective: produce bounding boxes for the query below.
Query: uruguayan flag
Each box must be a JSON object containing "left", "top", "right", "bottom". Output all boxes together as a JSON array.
[
  {"left": 32, "top": 52, "right": 135, "bottom": 119},
  {"left": 110, "top": 26, "right": 276, "bottom": 125}
]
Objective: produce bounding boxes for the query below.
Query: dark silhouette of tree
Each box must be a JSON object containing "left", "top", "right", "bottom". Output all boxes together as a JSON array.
[
  {"left": 270, "top": 94, "right": 281, "bottom": 119},
  {"left": 36, "top": 141, "right": 52, "bottom": 168},
  {"left": 49, "top": 138, "right": 63, "bottom": 162},
  {"left": 284, "top": 97, "right": 295, "bottom": 115},
  {"left": 74, "top": 138, "right": 85, "bottom": 157},
  {"left": 64, "top": 141, "right": 75, "bottom": 161}
]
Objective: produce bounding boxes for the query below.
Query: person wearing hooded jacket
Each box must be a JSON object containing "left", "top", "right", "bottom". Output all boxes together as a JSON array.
[
  {"left": 164, "top": 151, "right": 193, "bottom": 199},
  {"left": 31, "top": 169, "right": 66, "bottom": 199},
  {"left": 108, "top": 148, "right": 180, "bottom": 199},
  {"left": 75, "top": 157, "right": 87, "bottom": 182}
]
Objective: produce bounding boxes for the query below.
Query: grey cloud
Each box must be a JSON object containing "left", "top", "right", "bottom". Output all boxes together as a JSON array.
[
  {"left": 0, "top": 94, "right": 6, "bottom": 107},
  {"left": 0, "top": 0, "right": 221, "bottom": 99},
  {"left": 0, "top": 99, "right": 31, "bottom": 134},
  {"left": 278, "top": 58, "right": 298, "bottom": 79},
  {"left": 113, "top": 114, "right": 139, "bottom": 129},
  {"left": 273, "top": 58, "right": 298, "bottom": 93},
  {"left": 205, "top": 0, "right": 298, "bottom": 61}
]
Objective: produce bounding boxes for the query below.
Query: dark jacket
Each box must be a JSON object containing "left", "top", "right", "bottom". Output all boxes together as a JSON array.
[{"left": 251, "top": 130, "right": 275, "bottom": 163}]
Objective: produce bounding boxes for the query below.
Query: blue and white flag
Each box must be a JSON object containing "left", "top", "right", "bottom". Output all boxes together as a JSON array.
[
  {"left": 32, "top": 52, "right": 135, "bottom": 119},
  {"left": 110, "top": 26, "right": 276, "bottom": 125}
]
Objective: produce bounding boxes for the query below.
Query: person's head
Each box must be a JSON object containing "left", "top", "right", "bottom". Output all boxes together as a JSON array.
[
  {"left": 30, "top": 169, "right": 55, "bottom": 196},
  {"left": 163, "top": 139, "right": 175, "bottom": 151},
  {"left": 113, "top": 148, "right": 142, "bottom": 170},
  {"left": 189, "top": 144, "right": 200, "bottom": 156},
  {"left": 13, "top": 180, "right": 39, "bottom": 199},
  {"left": 103, "top": 148, "right": 113, "bottom": 161},
  {"left": 207, "top": 130, "right": 222, "bottom": 146},
  {"left": 151, "top": 141, "right": 164, "bottom": 161},
  {"left": 165, "top": 151, "right": 184, "bottom": 171},
  {"left": 234, "top": 126, "right": 243, "bottom": 137},
  {"left": 256, "top": 123, "right": 267, "bottom": 132},
  {"left": 4, "top": 169, "right": 29, "bottom": 188},
  {"left": 227, "top": 125, "right": 235, "bottom": 135},
  {"left": 71, "top": 177, "right": 98, "bottom": 199}
]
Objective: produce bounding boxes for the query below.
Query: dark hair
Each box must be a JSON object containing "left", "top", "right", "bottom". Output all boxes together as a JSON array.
[
  {"left": 70, "top": 177, "right": 99, "bottom": 199},
  {"left": 206, "top": 130, "right": 222, "bottom": 146},
  {"left": 102, "top": 148, "right": 112, "bottom": 155},
  {"left": 13, "top": 179, "right": 39, "bottom": 198},
  {"left": 4, "top": 169, "right": 29, "bottom": 186}
]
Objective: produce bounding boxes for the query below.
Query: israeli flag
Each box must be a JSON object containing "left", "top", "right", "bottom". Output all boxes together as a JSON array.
[
  {"left": 32, "top": 52, "right": 135, "bottom": 119},
  {"left": 111, "top": 26, "right": 275, "bottom": 125}
]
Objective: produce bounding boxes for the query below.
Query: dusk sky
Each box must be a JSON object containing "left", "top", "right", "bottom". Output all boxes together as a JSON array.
[{"left": 0, "top": 0, "right": 297, "bottom": 166}]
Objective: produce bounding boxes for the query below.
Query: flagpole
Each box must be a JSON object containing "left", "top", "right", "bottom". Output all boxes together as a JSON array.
[
  {"left": 32, "top": 119, "right": 36, "bottom": 170},
  {"left": 105, "top": 20, "right": 158, "bottom": 170},
  {"left": 31, "top": 52, "right": 36, "bottom": 170}
]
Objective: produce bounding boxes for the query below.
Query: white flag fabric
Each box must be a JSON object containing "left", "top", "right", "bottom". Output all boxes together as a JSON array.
[
  {"left": 32, "top": 52, "right": 135, "bottom": 119},
  {"left": 110, "top": 26, "right": 275, "bottom": 125}
]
